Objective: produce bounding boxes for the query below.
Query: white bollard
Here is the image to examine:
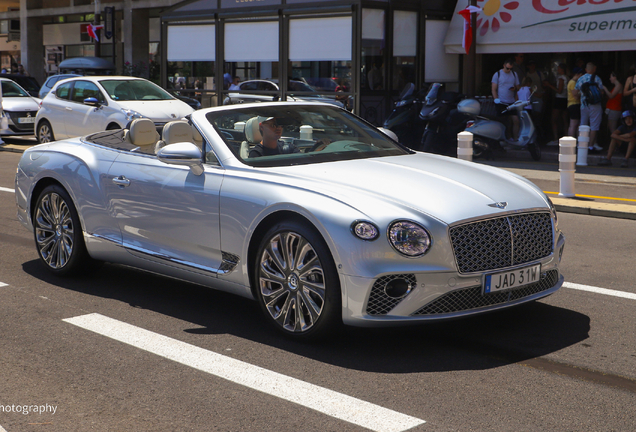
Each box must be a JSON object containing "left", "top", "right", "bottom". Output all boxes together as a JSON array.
[
  {"left": 559, "top": 136, "right": 577, "bottom": 197},
  {"left": 576, "top": 125, "right": 590, "bottom": 166},
  {"left": 457, "top": 131, "right": 473, "bottom": 162}
]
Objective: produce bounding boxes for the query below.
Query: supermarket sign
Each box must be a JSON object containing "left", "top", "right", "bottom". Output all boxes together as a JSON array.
[{"left": 444, "top": 0, "right": 636, "bottom": 54}]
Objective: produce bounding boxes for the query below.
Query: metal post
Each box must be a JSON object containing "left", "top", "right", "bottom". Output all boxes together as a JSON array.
[
  {"left": 457, "top": 131, "right": 473, "bottom": 162},
  {"left": 576, "top": 125, "right": 590, "bottom": 166},
  {"left": 559, "top": 136, "right": 577, "bottom": 197}
]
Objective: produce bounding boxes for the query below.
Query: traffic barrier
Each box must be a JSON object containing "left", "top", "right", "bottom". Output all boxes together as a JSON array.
[
  {"left": 457, "top": 131, "right": 473, "bottom": 162},
  {"left": 559, "top": 136, "right": 577, "bottom": 197},
  {"left": 576, "top": 125, "right": 590, "bottom": 166}
]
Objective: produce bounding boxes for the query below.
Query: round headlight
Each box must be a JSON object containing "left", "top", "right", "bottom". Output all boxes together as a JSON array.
[
  {"left": 351, "top": 221, "right": 379, "bottom": 241},
  {"left": 388, "top": 221, "right": 431, "bottom": 257}
]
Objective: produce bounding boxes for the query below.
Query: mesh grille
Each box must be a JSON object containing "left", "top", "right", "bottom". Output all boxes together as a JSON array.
[
  {"left": 450, "top": 212, "right": 553, "bottom": 273},
  {"left": 412, "top": 270, "right": 559, "bottom": 316},
  {"left": 366, "top": 274, "right": 416, "bottom": 316}
]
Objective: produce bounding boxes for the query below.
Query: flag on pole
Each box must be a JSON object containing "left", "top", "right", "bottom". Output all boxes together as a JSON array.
[
  {"left": 87, "top": 24, "right": 105, "bottom": 42},
  {"left": 458, "top": 6, "right": 481, "bottom": 54}
]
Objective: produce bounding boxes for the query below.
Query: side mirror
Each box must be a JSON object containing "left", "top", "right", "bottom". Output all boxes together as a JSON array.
[
  {"left": 157, "top": 142, "right": 204, "bottom": 175},
  {"left": 84, "top": 97, "right": 100, "bottom": 107}
]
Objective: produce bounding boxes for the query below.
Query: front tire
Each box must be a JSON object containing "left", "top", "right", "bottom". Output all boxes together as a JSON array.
[
  {"left": 33, "top": 185, "right": 92, "bottom": 276},
  {"left": 37, "top": 120, "right": 55, "bottom": 143},
  {"left": 254, "top": 220, "right": 341, "bottom": 339}
]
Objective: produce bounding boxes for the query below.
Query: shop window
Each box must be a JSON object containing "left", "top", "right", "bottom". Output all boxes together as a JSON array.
[
  {"left": 224, "top": 21, "right": 279, "bottom": 91},
  {"left": 167, "top": 24, "right": 216, "bottom": 106},
  {"left": 362, "top": 9, "right": 385, "bottom": 91},
  {"left": 288, "top": 16, "right": 352, "bottom": 106},
  {"left": 392, "top": 11, "right": 417, "bottom": 91},
  {"left": 65, "top": 44, "right": 95, "bottom": 58}
]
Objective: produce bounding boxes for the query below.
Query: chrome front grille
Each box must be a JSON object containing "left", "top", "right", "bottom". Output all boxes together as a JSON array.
[
  {"left": 366, "top": 274, "right": 416, "bottom": 316},
  {"left": 412, "top": 269, "right": 559, "bottom": 316},
  {"left": 450, "top": 212, "right": 553, "bottom": 274}
]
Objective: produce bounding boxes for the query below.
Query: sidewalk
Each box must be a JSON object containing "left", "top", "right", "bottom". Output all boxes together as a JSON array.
[
  {"left": 2, "top": 137, "right": 636, "bottom": 220},
  {"left": 477, "top": 145, "right": 636, "bottom": 220}
]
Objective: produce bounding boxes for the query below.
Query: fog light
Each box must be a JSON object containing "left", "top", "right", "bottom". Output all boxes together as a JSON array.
[{"left": 384, "top": 278, "right": 413, "bottom": 299}]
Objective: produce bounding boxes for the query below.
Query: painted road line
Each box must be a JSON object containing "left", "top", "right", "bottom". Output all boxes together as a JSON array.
[
  {"left": 63, "top": 313, "right": 425, "bottom": 432},
  {"left": 0, "top": 425, "right": 7, "bottom": 432},
  {"left": 564, "top": 282, "right": 636, "bottom": 300},
  {"left": 0, "top": 186, "right": 14, "bottom": 193},
  {"left": 545, "top": 191, "right": 636, "bottom": 203},
  {"left": 0, "top": 282, "right": 7, "bottom": 287}
]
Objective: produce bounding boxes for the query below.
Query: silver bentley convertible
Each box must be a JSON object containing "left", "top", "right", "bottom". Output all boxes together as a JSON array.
[{"left": 15, "top": 102, "right": 565, "bottom": 339}]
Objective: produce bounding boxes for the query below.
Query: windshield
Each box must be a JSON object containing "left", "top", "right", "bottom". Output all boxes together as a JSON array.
[
  {"left": 99, "top": 79, "right": 175, "bottom": 101},
  {"left": 1, "top": 81, "right": 30, "bottom": 97},
  {"left": 206, "top": 105, "right": 409, "bottom": 167}
]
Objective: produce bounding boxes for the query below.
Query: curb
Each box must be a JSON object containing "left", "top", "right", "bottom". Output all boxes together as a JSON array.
[
  {"left": 551, "top": 197, "right": 636, "bottom": 220},
  {"left": 0, "top": 144, "right": 29, "bottom": 154}
]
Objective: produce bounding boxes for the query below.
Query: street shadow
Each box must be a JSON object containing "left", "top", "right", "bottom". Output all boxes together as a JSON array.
[{"left": 23, "top": 259, "right": 590, "bottom": 374}]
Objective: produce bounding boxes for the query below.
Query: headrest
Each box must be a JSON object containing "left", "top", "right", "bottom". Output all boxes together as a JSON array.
[
  {"left": 244, "top": 117, "right": 262, "bottom": 144},
  {"left": 162, "top": 121, "right": 193, "bottom": 145},
  {"left": 128, "top": 118, "right": 158, "bottom": 146}
]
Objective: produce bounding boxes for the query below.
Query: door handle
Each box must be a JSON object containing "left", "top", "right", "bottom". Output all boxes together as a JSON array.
[
  {"left": 112, "top": 176, "right": 130, "bottom": 187},
  {"left": 65, "top": 107, "right": 72, "bottom": 111}
]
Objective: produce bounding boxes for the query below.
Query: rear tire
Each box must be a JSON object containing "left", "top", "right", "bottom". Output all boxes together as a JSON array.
[
  {"left": 33, "top": 185, "right": 96, "bottom": 276},
  {"left": 37, "top": 120, "right": 55, "bottom": 143}
]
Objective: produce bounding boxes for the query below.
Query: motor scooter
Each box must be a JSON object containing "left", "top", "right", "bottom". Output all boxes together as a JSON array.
[
  {"left": 465, "top": 96, "right": 541, "bottom": 161},
  {"left": 419, "top": 90, "right": 469, "bottom": 156},
  {"left": 383, "top": 83, "right": 436, "bottom": 150}
]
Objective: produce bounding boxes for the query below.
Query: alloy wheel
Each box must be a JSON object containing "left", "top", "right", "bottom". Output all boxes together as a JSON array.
[
  {"left": 258, "top": 231, "right": 326, "bottom": 333},
  {"left": 38, "top": 122, "right": 53, "bottom": 143},
  {"left": 35, "top": 192, "right": 74, "bottom": 269}
]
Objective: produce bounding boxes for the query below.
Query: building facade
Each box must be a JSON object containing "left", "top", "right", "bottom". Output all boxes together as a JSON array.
[{"left": 0, "top": 0, "right": 458, "bottom": 125}]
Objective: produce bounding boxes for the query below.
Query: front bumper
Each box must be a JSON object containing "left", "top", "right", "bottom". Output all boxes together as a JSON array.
[{"left": 341, "top": 231, "right": 565, "bottom": 327}]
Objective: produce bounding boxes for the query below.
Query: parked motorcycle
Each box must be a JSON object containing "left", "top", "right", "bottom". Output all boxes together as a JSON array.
[
  {"left": 419, "top": 90, "right": 471, "bottom": 156},
  {"left": 465, "top": 95, "right": 541, "bottom": 161},
  {"left": 383, "top": 83, "right": 433, "bottom": 150}
]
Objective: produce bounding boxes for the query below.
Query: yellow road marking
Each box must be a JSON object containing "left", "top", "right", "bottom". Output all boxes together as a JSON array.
[{"left": 544, "top": 191, "right": 636, "bottom": 203}]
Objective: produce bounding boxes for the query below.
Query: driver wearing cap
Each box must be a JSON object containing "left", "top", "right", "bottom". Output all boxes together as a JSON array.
[{"left": 248, "top": 116, "right": 300, "bottom": 158}]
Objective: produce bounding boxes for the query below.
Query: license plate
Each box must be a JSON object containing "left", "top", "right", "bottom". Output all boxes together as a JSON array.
[
  {"left": 484, "top": 264, "right": 541, "bottom": 294},
  {"left": 18, "top": 117, "right": 35, "bottom": 124}
]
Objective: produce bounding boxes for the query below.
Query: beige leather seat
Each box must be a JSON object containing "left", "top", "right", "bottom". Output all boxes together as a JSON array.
[
  {"left": 124, "top": 118, "right": 160, "bottom": 154},
  {"left": 240, "top": 117, "right": 262, "bottom": 159},
  {"left": 155, "top": 120, "right": 194, "bottom": 153}
]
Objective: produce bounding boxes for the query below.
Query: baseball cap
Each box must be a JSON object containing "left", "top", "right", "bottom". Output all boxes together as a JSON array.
[
  {"left": 257, "top": 116, "right": 275, "bottom": 124},
  {"left": 622, "top": 110, "right": 633, "bottom": 119}
]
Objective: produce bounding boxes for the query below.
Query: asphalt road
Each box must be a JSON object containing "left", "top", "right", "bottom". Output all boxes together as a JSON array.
[{"left": 0, "top": 151, "right": 635, "bottom": 431}]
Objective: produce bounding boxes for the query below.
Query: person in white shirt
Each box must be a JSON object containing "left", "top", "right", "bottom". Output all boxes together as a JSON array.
[
  {"left": 229, "top": 76, "right": 241, "bottom": 91},
  {"left": 492, "top": 58, "right": 520, "bottom": 140}
]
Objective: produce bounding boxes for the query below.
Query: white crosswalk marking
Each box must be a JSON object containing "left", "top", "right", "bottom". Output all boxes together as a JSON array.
[
  {"left": 0, "top": 186, "right": 14, "bottom": 193},
  {"left": 563, "top": 282, "right": 636, "bottom": 300},
  {"left": 64, "top": 313, "right": 426, "bottom": 432}
]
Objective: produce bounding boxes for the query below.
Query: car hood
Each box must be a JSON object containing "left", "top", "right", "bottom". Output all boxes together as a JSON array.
[
  {"left": 274, "top": 153, "right": 549, "bottom": 225},
  {"left": 117, "top": 100, "right": 194, "bottom": 122},
  {"left": 3, "top": 97, "right": 41, "bottom": 112}
]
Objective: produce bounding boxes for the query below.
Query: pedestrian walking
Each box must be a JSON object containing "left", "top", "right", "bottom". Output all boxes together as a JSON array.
[
  {"left": 575, "top": 62, "right": 604, "bottom": 152},
  {"left": 567, "top": 67, "right": 583, "bottom": 137}
]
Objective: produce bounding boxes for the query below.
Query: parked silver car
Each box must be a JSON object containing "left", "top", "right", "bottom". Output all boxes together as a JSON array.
[
  {"left": 15, "top": 102, "right": 565, "bottom": 339},
  {"left": 0, "top": 77, "right": 41, "bottom": 137},
  {"left": 224, "top": 79, "right": 343, "bottom": 108}
]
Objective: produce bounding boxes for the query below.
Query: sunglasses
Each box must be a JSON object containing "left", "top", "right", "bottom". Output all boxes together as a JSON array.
[
  {"left": 504, "top": 67, "right": 512, "bottom": 71},
  {"left": 263, "top": 120, "right": 282, "bottom": 128}
]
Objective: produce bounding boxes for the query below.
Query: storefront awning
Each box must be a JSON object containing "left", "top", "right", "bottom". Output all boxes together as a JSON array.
[{"left": 445, "top": 1, "right": 636, "bottom": 54}]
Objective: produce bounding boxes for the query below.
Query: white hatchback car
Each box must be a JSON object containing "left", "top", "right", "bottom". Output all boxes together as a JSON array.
[
  {"left": 35, "top": 76, "right": 194, "bottom": 143},
  {"left": 0, "top": 77, "right": 41, "bottom": 137}
]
